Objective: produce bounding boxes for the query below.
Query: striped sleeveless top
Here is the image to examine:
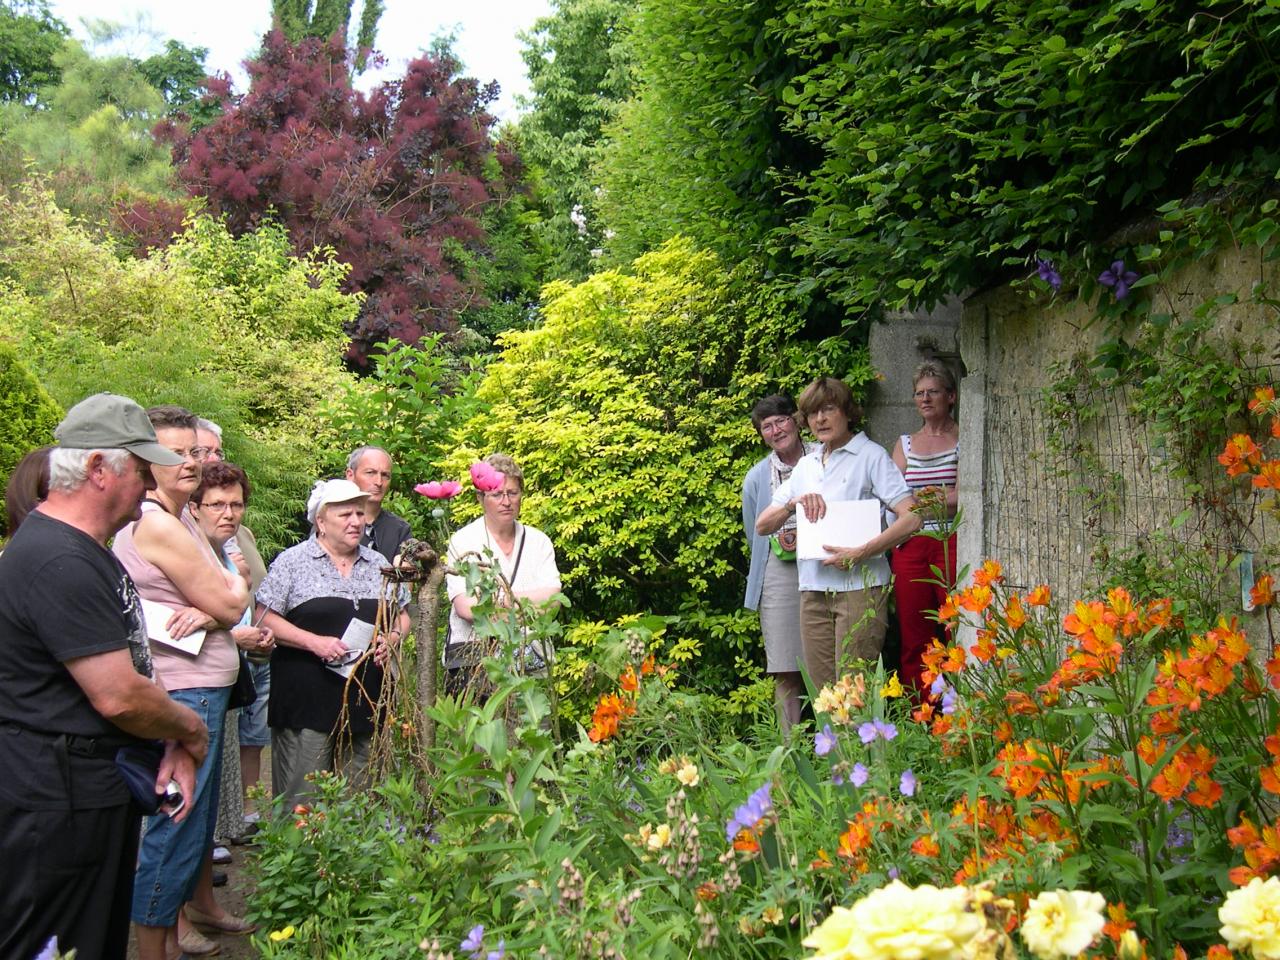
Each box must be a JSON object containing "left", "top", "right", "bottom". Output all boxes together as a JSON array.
[{"left": 901, "top": 434, "right": 959, "bottom": 531}]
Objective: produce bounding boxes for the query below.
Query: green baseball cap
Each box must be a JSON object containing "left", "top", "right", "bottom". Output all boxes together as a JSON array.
[{"left": 54, "top": 393, "right": 185, "bottom": 466}]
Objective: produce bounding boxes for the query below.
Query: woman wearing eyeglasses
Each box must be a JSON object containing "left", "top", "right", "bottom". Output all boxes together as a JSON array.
[
  {"left": 741, "top": 395, "right": 814, "bottom": 732},
  {"left": 111, "top": 406, "right": 254, "bottom": 960},
  {"left": 890, "top": 361, "right": 960, "bottom": 692},
  {"left": 445, "top": 454, "right": 561, "bottom": 677},
  {"left": 253, "top": 479, "right": 410, "bottom": 806}
]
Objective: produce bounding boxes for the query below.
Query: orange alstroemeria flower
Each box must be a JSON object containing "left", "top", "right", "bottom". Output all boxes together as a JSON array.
[
  {"left": 1255, "top": 460, "right": 1280, "bottom": 490},
  {"left": 1219, "top": 434, "right": 1263, "bottom": 477},
  {"left": 1004, "top": 594, "right": 1027, "bottom": 630},
  {"left": 911, "top": 834, "right": 941, "bottom": 858},
  {"left": 971, "top": 559, "right": 1004, "bottom": 588},
  {"left": 1252, "top": 574, "right": 1276, "bottom": 608},
  {"left": 1026, "top": 584, "right": 1052, "bottom": 606},
  {"left": 959, "top": 585, "right": 994, "bottom": 613},
  {"left": 619, "top": 664, "right": 639, "bottom": 693},
  {"left": 1248, "top": 386, "right": 1276, "bottom": 415},
  {"left": 1104, "top": 902, "right": 1136, "bottom": 942}
]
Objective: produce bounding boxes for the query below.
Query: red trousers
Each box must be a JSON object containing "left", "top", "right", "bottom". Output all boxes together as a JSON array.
[{"left": 891, "top": 532, "right": 957, "bottom": 692}]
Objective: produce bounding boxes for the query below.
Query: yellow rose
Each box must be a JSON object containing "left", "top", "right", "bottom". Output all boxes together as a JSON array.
[
  {"left": 1220, "top": 876, "right": 1280, "bottom": 959},
  {"left": 676, "top": 761, "right": 700, "bottom": 787},
  {"left": 803, "top": 880, "right": 984, "bottom": 960},
  {"left": 1020, "top": 890, "right": 1106, "bottom": 960}
]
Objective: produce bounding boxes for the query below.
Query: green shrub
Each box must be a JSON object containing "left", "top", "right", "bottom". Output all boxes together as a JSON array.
[{"left": 0, "top": 340, "right": 61, "bottom": 534}]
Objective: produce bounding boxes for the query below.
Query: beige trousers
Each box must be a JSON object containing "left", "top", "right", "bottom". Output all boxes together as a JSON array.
[{"left": 799, "top": 586, "right": 890, "bottom": 691}]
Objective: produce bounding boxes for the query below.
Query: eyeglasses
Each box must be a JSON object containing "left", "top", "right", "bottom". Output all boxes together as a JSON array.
[
  {"left": 167, "top": 446, "right": 212, "bottom": 462},
  {"left": 483, "top": 490, "right": 522, "bottom": 502},
  {"left": 198, "top": 447, "right": 223, "bottom": 462},
  {"left": 913, "top": 389, "right": 947, "bottom": 399},
  {"left": 759, "top": 416, "right": 794, "bottom": 436},
  {"left": 329, "top": 649, "right": 365, "bottom": 667},
  {"left": 197, "top": 500, "right": 245, "bottom": 514}
]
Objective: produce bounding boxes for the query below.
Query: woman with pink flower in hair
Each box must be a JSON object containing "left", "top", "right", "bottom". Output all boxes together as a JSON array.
[{"left": 443, "top": 454, "right": 561, "bottom": 684}]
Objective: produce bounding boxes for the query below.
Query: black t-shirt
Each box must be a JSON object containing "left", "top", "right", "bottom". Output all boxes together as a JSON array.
[
  {"left": 362, "top": 509, "right": 412, "bottom": 564},
  {"left": 0, "top": 511, "right": 152, "bottom": 808}
]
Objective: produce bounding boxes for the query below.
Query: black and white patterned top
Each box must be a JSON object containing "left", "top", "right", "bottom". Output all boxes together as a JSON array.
[{"left": 257, "top": 537, "right": 407, "bottom": 617}]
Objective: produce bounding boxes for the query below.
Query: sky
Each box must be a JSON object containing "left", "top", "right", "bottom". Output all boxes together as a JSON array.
[{"left": 46, "top": 0, "right": 553, "bottom": 121}]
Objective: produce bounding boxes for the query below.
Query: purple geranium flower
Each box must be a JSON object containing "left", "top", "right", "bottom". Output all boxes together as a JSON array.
[
  {"left": 725, "top": 781, "right": 773, "bottom": 842},
  {"left": 1098, "top": 259, "right": 1140, "bottom": 300},
  {"left": 941, "top": 687, "right": 958, "bottom": 715},
  {"left": 930, "top": 674, "right": 946, "bottom": 697},
  {"left": 900, "top": 769, "right": 917, "bottom": 797},
  {"left": 875, "top": 719, "right": 898, "bottom": 741},
  {"left": 33, "top": 939, "right": 59, "bottom": 960},
  {"left": 888, "top": 866, "right": 900, "bottom": 880},
  {"left": 815, "top": 724, "right": 837, "bottom": 757},
  {"left": 850, "top": 763, "right": 869, "bottom": 787},
  {"left": 487, "top": 940, "right": 506, "bottom": 960},
  {"left": 1036, "top": 258, "right": 1062, "bottom": 292},
  {"left": 462, "top": 924, "right": 485, "bottom": 958}
]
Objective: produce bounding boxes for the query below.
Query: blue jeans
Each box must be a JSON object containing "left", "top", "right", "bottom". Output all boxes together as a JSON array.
[
  {"left": 131, "top": 685, "right": 230, "bottom": 926},
  {"left": 237, "top": 660, "right": 272, "bottom": 748}
]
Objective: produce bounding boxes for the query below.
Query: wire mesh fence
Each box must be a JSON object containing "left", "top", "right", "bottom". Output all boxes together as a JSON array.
[{"left": 981, "top": 373, "right": 1278, "bottom": 610}]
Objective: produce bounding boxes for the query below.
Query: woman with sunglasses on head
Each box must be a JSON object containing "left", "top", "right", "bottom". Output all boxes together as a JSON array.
[
  {"left": 445, "top": 454, "right": 561, "bottom": 680},
  {"left": 253, "top": 478, "right": 410, "bottom": 807},
  {"left": 890, "top": 361, "right": 960, "bottom": 693},
  {"left": 111, "top": 406, "right": 254, "bottom": 960}
]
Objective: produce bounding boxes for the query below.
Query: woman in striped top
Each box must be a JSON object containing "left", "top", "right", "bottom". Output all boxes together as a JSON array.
[{"left": 891, "top": 361, "right": 959, "bottom": 692}]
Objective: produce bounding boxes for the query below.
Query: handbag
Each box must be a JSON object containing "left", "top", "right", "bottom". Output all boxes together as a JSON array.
[
  {"left": 227, "top": 651, "right": 257, "bottom": 711},
  {"left": 114, "top": 739, "right": 166, "bottom": 814}
]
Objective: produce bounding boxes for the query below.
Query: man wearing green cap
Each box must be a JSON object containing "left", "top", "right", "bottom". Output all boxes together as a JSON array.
[{"left": 0, "top": 393, "right": 210, "bottom": 960}]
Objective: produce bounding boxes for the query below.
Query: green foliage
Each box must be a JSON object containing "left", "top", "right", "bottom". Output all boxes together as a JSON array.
[
  {"left": 0, "top": 33, "right": 179, "bottom": 225},
  {"left": 270, "top": 0, "right": 383, "bottom": 73},
  {"left": 0, "top": 181, "right": 359, "bottom": 556},
  {"left": 135, "top": 39, "right": 216, "bottom": 123},
  {"left": 0, "top": 339, "right": 60, "bottom": 532},
  {"left": 594, "top": 0, "right": 1280, "bottom": 333},
  {"left": 0, "top": 0, "right": 67, "bottom": 104},
  {"left": 517, "top": 0, "right": 635, "bottom": 282},
  {"left": 322, "top": 338, "right": 488, "bottom": 539},
  {"left": 447, "top": 237, "right": 874, "bottom": 623}
]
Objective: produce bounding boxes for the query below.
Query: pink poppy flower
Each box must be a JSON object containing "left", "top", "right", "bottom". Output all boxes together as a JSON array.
[
  {"left": 414, "top": 480, "right": 462, "bottom": 500},
  {"left": 469, "top": 462, "right": 505, "bottom": 492}
]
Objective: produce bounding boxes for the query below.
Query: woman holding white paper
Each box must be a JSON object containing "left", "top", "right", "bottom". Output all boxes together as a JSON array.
[
  {"left": 253, "top": 478, "right": 410, "bottom": 806},
  {"left": 755, "top": 377, "right": 921, "bottom": 691},
  {"left": 111, "top": 406, "right": 254, "bottom": 960}
]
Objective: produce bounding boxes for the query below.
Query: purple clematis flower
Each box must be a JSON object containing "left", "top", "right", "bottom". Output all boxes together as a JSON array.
[
  {"left": 815, "top": 724, "right": 837, "bottom": 757},
  {"left": 1036, "top": 258, "right": 1062, "bottom": 292},
  {"left": 1098, "top": 259, "right": 1140, "bottom": 300},
  {"left": 900, "top": 769, "right": 917, "bottom": 797},
  {"left": 462, "top": 924, "right": 485, "bottom": 958},
  {"left": 725, "top": 781, "right": 773, "bottom": 842},
  {"left": 850, "top": 763, "right": 869, "bottom": 787}
]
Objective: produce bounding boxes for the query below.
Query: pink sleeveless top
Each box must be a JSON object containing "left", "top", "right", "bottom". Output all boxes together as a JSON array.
[{"left": 112, "top": 500, "right": 239, "bottom": 690}]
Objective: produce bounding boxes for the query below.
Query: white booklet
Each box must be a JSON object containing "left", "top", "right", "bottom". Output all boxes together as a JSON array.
[
  {"left": 325, "top": 618, "right": 376, "bottom": 679},
  {"left": 795, "top": 499, "right": 882, "bottom": 561},
  {"left": 141, "top": 598, "right": 206, "bottom": 656}
]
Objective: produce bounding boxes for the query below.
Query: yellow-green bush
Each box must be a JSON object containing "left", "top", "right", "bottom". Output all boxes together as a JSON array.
[{"left": 0, "top": 180, "right": 360, "bottom": 556}]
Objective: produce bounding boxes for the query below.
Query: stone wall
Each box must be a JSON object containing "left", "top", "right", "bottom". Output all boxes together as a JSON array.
[
  {"left": 957, "top": 245, "right": 1279, "bottom": 629},
  {"left": 864, "top": 299, "right": 963, "bottom": 450}
]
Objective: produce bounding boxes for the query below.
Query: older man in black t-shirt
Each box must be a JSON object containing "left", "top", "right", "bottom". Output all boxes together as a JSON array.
[
  {"left": 0, "top": 394, "right": 209, "bottom": 960},
  {"left": 345, "top": 445, "right": 412, "bottom": 562}
]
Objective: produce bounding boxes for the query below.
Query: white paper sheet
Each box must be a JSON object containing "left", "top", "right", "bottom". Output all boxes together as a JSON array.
[
  {"left": 325, "top": 617, "right": 376, "bottom": 679},
  {"left": 141, "top": 598, "right": 207, "bottom": 656},
  {"left": 795, "top": 499, "right": 882, "bottom": 561}
]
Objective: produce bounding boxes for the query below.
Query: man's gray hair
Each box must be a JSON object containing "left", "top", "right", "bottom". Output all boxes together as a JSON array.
[
  {"left": 346, "top": 445, "right": 391, "bottom": 472},
  {"left": 195, "top": 417, "right": 223, "bottom": 439},
  {"left": 47, "top": 448, "right": 132, "bottom": 493}
]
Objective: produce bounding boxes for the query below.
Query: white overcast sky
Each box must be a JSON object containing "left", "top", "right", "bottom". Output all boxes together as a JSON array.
[{"left": 47, "top": 0, "right": 552, "bottom": 121}]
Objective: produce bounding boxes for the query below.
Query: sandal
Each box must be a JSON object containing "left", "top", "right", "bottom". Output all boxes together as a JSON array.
[{"left": 184, "top": 906, "right": 258, "bottom": 935}]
